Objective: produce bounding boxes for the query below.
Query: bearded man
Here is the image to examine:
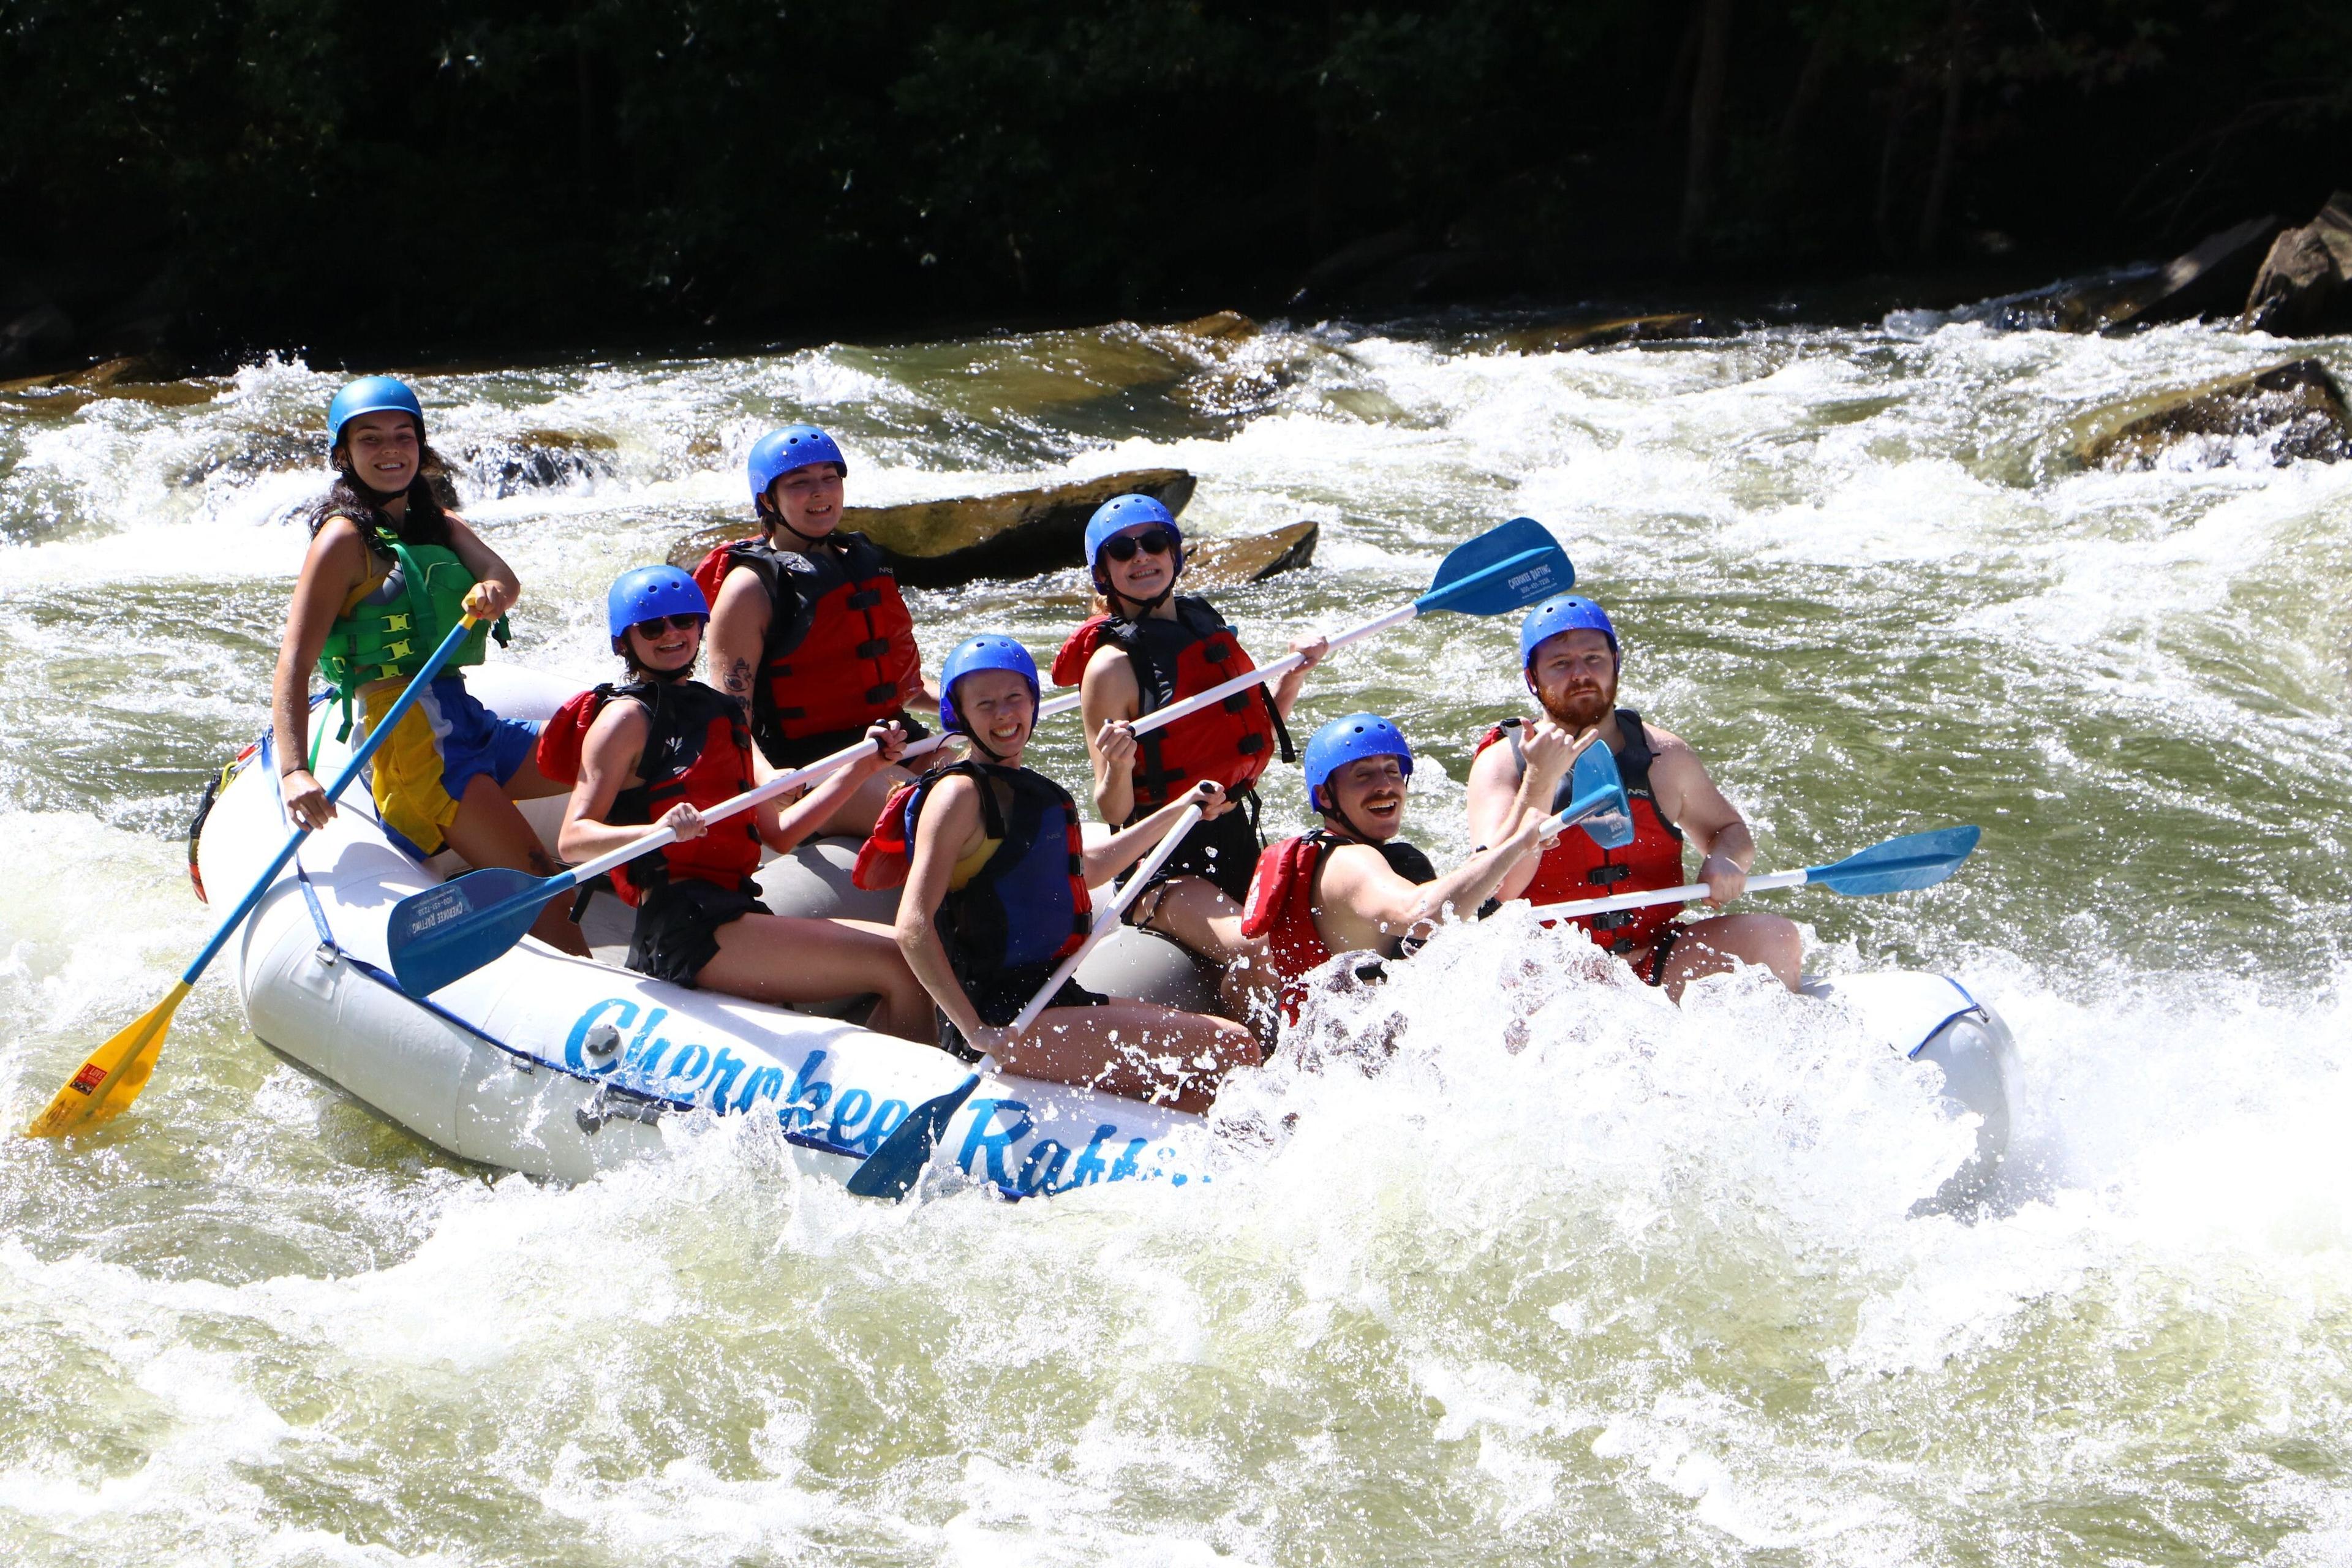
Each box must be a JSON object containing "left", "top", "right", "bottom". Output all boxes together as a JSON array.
[{"left": 1464, "top": 595, "right": 1800, "bottom": 998}]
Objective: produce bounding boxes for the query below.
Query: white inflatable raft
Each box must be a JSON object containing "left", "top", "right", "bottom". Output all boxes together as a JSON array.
[{"left": 197, "top": 666, "right": 2021, "bottom": 1204}]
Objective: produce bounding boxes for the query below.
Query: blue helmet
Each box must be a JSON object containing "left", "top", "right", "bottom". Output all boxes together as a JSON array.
[
  {"left": 1519, "top": 594, "right": 1619, "bottom": 673},
  {"left": 1084, "top": 494, "right": 1183, "bottom": 587},
  {"left": 607, "top": 565, "right": 709, "bottom": 647},
  {"left": 1302, "top": 712, "right": 1414, "bottom": 813},
  {"left": 327, "top": 376, "right": 424, "bottom": 445},
  {"left": 939, "top": 634, "right": 1040, "bottom": 736},
  {"left": 748, "top": 425, "right": 848, "bottom": 509}
]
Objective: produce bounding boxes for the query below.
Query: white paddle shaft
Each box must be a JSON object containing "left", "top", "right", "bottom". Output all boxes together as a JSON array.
[
  {"left": 564, "top": 690, "right": 1084, "bottom": 886},
  {"left": 1006, "top": 803, "right": 1205, "bottom": 1036},
  {"left": 1533, "top": 867, "right": 1809, "bottom": 921},
  {"left": 1115, "top": 603, "right": 1420, "bottom": 739}
]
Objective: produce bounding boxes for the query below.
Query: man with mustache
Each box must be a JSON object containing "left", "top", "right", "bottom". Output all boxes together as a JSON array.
[
  {"left": 1238, "top": 711, "right": 1588, "bottom": 1027},
  {"left": 1465, "top": 595, "right": 1800, "bottom": 998}
]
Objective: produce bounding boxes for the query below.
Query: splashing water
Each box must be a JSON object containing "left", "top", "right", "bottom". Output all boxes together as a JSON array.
[{"left": 2, "top": 314, "right": 2349, "bottom": 1564}]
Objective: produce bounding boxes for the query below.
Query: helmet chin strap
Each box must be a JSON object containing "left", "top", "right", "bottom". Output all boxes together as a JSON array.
[
  {"left": 1317, "top": 790, "right": 1381, "bottom": 846},
  {"left": 958, "top": 723, "right": 1017, "bottom": 766},
  {"left": 763, "top": 507, "right": 838, "bottom": 550},
  {"left": 1098, "top": 567, "right": 1176, "bottom": 619}
]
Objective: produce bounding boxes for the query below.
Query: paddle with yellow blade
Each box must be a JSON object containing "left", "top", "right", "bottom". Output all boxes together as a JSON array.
[{"left": 25, "top": 611, "right": 491, "bottom": 1137}]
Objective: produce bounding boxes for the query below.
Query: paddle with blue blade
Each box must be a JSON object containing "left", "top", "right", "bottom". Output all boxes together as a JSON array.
[
  {"left": 845, "top": 1073, "right": 981, "bottom": 1200},
  {"left": 1530, "top": 825, "right": 1983, "bottom": 925},
  {"left": 1112, "top": 516, "right": 1574, "bottom": 744},
  {"left": 28, "top": 613, "right": 492, "bottom": 1138}
]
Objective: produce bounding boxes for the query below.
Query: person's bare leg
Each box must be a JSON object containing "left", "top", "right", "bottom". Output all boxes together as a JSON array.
[
  {"left": 997, "top": 1001, "right": 1260, "bottom": 1114},
  {"left": 443, "top": 774, "right": 592, "bottom": 956},
  {"left": 1657, "top": 913, "right": 1803, "bottom": 1001},
  {"left": 693, "top": 914, "right": 934, "bottom": 1041},
  {"left": 1133, "top": 875, "right": 1248, "bottom": 962},
  {"left": 499, "top": 750, "right": 571, "bottom": 801}
]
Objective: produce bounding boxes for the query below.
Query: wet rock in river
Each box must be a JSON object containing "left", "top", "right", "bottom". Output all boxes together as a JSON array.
[
  {"left": 1487, "top": 312, "right": 1709, "bottom": 355},
  {"left": 453, "top": 429, "right": 619, "bottom": 499},
  {"left": 2099, "top": 214, "right": 2281, "bottom": 331},
  {"left": 2239, "top": 193, "right": 2352, "bottom": 336},
  {"left": 2072, "top": 359, "right": 2352, "bottom": 470},
  {"left": 1925, "top": 216, "right": 2282, "bottom": 334},
  {"left": 1170, "top": 310, "right": 1260, "bottom": 342},
  {"left": 1183, "top": 520, "right": 1319, "bottom": 587},
  {"left": 668, "top": 467, "right": 1197, "bottom": 588}
]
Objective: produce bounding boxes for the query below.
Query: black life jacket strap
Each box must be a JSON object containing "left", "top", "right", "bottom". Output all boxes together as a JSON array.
[{"left": 1611, "top": 707, "right": 1684, "bottom": 841}]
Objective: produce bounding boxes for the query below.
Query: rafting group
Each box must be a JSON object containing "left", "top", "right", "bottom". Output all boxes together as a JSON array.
[{"left": 270, "top": 376, "right": 1804, "bottom": 1115}]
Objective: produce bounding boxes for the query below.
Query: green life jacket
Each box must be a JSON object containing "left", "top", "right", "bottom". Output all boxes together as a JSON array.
[{"left": 315, "top": 537, "right": 510, "bottom": 748}]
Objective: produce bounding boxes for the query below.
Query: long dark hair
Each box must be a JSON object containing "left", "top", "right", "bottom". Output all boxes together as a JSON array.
[{"left": 305, "top": 423, "right": 460, "bottom": 553}]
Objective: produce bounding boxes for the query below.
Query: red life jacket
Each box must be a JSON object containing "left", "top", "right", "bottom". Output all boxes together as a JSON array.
[
  {"left": 852, "top": 761, "right": 1091, "bottom": 974},
  {"left": 693, "top": 533, "right": 920, "bottom": 761},
  {"left": 1240, "top": 830, "right": 1436, "bottom": 1022},
  {"left": 1474, "top": 708, "right": 1686, "bottom": 956},
  {"left": 1050, "top": 595, "right": 1292, "bottom": 819},
  {"left": 536, "top": 679, "right": 761, "bottom": 905}
]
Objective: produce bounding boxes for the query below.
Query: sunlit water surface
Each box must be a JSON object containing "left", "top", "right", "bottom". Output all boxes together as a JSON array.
[{"left": 2, "top": 312, "right": 2350, "bottom": 1564}]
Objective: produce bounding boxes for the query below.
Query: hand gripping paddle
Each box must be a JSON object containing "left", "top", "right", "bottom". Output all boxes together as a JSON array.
[{"left": 28, "top": 614, "right": 491, "bottom": 1137}]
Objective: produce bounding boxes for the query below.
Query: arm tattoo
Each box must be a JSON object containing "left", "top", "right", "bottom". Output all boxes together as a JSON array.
[{"left": 724, "top": 657, "right": 753, "bottom": 696}]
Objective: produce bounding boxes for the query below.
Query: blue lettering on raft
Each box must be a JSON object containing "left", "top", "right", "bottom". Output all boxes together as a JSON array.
[
  {"left": 858, "top": 1099, "right": 908, "bottom": 1154},
  {"left": 959, "top": 1103, "right": 1163, "bottom": 1194},
  {"left": 552, "top": 1006, "right": 983, "bottom": 1161},
  {"left": 958, "top": 1098, "right": 1035, "bottom": 1187},
  {"left": 736, "top": 1064, "right": 785, "bottom": 1113},
  {"left": 627, "top": 1007, "right": 671, "bottom": 1077},
  {"left": 1069, "top": 1125, "right": 1119, "bottom": 1186},
  {"left": 1017, "top": 1139, "right": 1071, "bottom": 1197},
  {"left": 564, "top": 998, "right": 638, "bottom": 1074},
  {"left": 827, "top": 1087, "right": 873, "bottom": 1147},
  {"left": 1108, "top": 1138, "right": 1146, "bottom": 1183},
  {"left": 705, "top": 1047, "right": 747, "bottom": 1107},
  {"left": 778, "top": 1051, "right": 831, "bottom": 1132}
]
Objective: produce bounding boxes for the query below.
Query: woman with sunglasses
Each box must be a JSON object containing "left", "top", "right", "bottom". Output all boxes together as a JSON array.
[
  {"left": 540, "top": 567, "right": 933, "bottom": 1037},
  {"left": 1049, "top": 495, "right": 1326, "bottom": 973},
  {"left": 271, "top": 376, "right": 587, "bottom": 955}
]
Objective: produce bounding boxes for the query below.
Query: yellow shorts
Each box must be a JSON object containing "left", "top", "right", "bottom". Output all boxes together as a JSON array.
[{"left": 361, "top": 676, "right": 540, "bottom": 857}]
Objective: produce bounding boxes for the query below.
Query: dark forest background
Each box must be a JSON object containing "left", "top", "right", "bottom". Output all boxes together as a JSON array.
[{"left": 3, "top": 0, "right": 2348, "bottom": 373}]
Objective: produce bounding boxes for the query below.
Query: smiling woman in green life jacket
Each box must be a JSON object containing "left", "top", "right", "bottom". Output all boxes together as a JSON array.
[{"left": 269, "top": 376, "right": 587, "bottom": 956}]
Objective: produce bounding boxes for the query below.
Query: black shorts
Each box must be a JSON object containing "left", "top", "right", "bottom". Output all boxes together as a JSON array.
[
  {"left": 937, "top": 960, "right": 1107, "bottom": 1061},
  {"left": 1116, "top": 791, "right": 1262, "bottom": 907},
  {"left": 626, "top": 876, "right": 765, "bottom": 986},
  {"left": 758, "top": 711, "right": 929, "bottom": 771}
]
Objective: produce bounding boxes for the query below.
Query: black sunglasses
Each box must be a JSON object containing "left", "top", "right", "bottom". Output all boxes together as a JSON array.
[
  {"left": 1102, "top": 529, "right": 1174, "bottom": 563},
  {"left": 630, "top": 614, "right": 705, "bottom": 637}
]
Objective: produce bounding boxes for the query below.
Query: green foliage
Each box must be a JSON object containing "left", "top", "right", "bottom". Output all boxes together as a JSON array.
[{"left": 0, "top": 0, "right": 2345, "bottom": 364}]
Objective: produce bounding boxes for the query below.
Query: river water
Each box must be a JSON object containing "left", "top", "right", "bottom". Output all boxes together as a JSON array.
[{"left": 2, "top": 311, "right": 2349, "bottom": 1564}]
